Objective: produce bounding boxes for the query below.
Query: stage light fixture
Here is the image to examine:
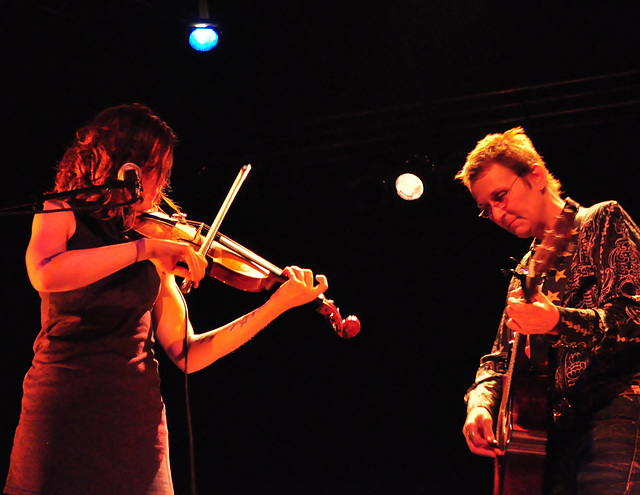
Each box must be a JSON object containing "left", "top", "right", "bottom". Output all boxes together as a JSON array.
[
  {"left": 189, "top": 0, "right": 219, "bottom": 52},
  {"left": 189, "top": 23, "right": 219, "bottom": 51},
  {"left": 395, "top": 173, "right": 424, "bottom": 201},
  {"left": 394, "top": 154, "right": 431, "bottom": 201}
]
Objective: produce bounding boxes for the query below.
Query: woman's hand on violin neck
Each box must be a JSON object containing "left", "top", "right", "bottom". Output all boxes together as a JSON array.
[
  {"left": 138, "top": 238, "right": 208, "bottom": 288},
  {"left": 270, "top": 265, "right": 328, "bottom": 311}
]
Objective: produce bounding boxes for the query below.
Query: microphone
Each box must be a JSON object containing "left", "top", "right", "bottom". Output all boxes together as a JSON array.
[{"left": 117, "top": 163, "right": 142, "bottom": 202}]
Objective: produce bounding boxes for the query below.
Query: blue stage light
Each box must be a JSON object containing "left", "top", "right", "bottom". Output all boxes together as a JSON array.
[{"left": 189, "top": 23, "right": 219, "bottom": 52}]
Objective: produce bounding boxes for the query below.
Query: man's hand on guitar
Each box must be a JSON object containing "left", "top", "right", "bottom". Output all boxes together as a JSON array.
[
  {"left": 463, "top": 407, "right": 500, "bottom": 457},
  {"left": 505, "top": 287, "right": 560, "bottom": 335}
]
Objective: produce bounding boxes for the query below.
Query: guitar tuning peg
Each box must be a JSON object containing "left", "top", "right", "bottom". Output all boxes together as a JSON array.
[{"left": 501, "top": 267, "right": 515, "bottom": 278}]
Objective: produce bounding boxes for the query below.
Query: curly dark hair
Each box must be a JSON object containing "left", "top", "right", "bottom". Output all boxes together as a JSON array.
[{"left": 54, "top": 103, "right": 177, "bottom": 226}]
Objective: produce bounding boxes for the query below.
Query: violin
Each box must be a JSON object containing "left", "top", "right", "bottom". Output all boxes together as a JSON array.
[{"left": 134, "top": 211, "right": 361, "bottom": 339}]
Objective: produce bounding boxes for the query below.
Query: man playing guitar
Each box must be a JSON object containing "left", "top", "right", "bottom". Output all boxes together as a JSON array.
[{"left": 458, "top": 127, "right": 640, "bottom": 494}]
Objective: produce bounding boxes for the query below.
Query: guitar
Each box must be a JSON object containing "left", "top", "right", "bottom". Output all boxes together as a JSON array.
[{"left": 493, "top": 202, "right": 578, "bottom": 495}]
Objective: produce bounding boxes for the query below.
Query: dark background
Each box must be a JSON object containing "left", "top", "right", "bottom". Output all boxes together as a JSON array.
[{"left": 1, "top": 1, "right": 639, "bottom": 494}]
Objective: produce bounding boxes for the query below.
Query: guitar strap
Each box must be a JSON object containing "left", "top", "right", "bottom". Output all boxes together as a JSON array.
[{"left": 528, "top": 197, "right": 582, "bottom": 367}]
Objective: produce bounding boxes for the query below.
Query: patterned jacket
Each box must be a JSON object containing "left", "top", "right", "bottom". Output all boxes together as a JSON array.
[{"left": 465, "top": 200, "right": 640, "bottom": 419}]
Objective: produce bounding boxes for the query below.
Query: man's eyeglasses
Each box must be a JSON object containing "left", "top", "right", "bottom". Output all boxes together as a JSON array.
[{"left": 477, "top": 175, "right": 521, "bottom": 220}]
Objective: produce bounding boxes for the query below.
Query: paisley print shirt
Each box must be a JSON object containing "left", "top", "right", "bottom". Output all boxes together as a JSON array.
[{"left": 465, "top": 200, "right": 640, "bottom": 417}]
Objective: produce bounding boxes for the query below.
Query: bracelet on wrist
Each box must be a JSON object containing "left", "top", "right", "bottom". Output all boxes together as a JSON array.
[{"left": 135, "top": 238, "right": 147, "bottom": 263}]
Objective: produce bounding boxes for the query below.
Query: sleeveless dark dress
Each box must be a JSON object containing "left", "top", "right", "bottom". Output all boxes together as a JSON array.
[{"left": 4, "top": 213, "right": 173, "bottom": 495}]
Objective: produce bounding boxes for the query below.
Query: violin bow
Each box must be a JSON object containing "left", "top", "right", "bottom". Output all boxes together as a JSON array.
[{"left": 180, "top": 164, "right": 252, "bottom": 294}]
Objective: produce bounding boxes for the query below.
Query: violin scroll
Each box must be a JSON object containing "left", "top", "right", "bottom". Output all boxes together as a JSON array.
[{"left": 315, "top": 295, "right": 361, "bottom": 339}]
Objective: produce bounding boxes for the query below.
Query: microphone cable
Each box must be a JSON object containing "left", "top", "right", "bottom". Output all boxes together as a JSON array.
[{"left": 177, "top": 284, "right": 199, "bottom": 495}]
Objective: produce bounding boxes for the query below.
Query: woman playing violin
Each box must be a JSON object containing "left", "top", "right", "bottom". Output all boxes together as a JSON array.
[{"left": 4, "top": 103, "right": 328, "bottom": 495}]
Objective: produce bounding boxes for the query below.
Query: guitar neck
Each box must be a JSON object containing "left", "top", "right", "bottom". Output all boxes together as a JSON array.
[
  {"left": 522, "top": 276, "right": 539, "bottom": 304},
  {"left": 493, "top": 200, "right": 579, "bottom": 494}
]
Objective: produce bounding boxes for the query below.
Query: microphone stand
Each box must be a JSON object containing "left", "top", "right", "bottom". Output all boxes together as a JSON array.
[{"left": 0, "top": 180, "right": 137, "bottom": 216}]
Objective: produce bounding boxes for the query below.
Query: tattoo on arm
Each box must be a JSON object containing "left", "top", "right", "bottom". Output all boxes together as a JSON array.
[
  {"left": 41, "top": 252, "right": 63, "bottom": 266},
  {"left": 200, "top": 311, "right": 257, "bottom": 345}
]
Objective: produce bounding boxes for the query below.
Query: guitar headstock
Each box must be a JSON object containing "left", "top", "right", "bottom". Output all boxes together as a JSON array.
[{"left": 520, "top": 203, "right": 577, "bottom": 302}]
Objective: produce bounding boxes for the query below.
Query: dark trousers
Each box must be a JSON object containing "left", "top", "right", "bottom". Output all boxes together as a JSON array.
[{"left": 545, "top": 394, "right": 640, "bottom": 495}]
